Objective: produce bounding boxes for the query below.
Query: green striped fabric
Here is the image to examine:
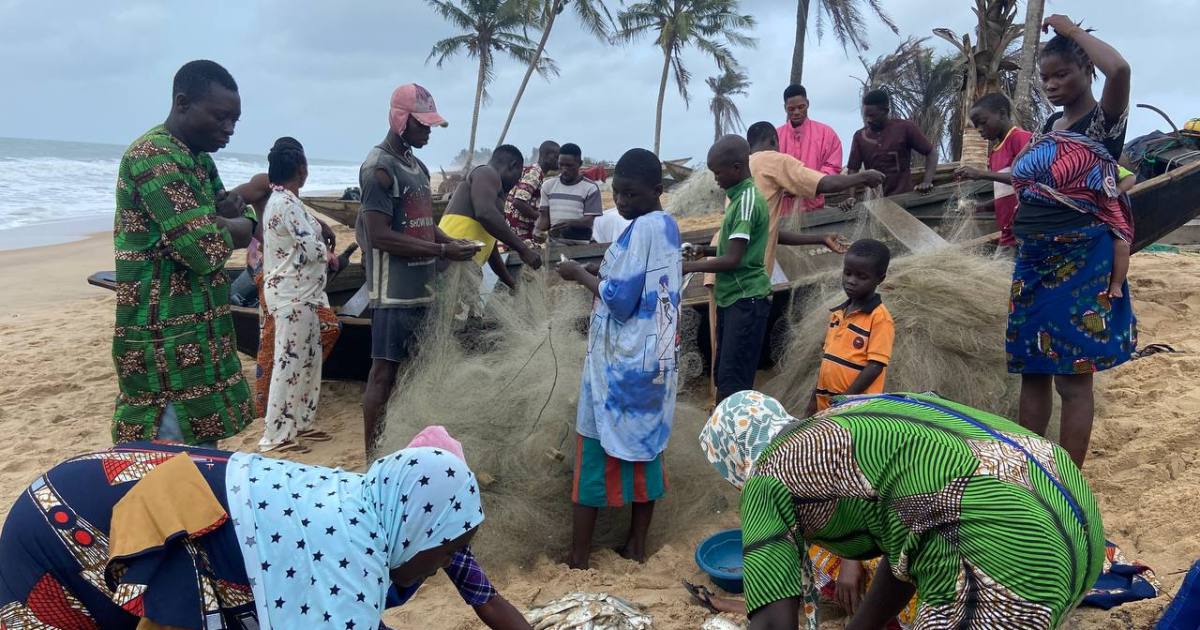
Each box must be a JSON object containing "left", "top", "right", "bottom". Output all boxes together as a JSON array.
[
  {"left": 111, "top": 125, "right": 254, "bottom": 444},
  {"left": 741, "top": 393, "right": 1104, "bottom": 627}
]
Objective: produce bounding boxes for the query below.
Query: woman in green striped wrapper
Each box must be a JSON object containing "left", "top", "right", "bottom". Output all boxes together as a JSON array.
[{"left": 700, "top": 391, "right": 1105, "bottom": 630}]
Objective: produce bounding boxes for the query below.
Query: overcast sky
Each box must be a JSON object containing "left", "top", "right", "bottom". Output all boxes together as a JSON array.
[{"left": 0, "top": 0, "right": 1191, "bottom": 170}]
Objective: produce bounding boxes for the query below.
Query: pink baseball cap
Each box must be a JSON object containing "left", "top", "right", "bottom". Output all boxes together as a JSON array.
[{"left": 389, "top": 83, "right": 448, "bottom": 134}]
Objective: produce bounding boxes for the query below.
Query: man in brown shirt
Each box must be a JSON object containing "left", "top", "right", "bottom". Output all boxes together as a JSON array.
[{"left": 846, "top": 89, "right": 938, "bottom": 197}]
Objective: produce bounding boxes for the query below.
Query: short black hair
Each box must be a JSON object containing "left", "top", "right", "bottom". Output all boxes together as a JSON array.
[
  {"left": 173, "top": 60, "right": 238, "bottom": 102},
  {"left": 267, "top": 137, "right": 306, "bottom": 185},
  {"left": 972, "top": 92, "right": 1012, "bottom": 118},
  {"left": 539, "top": 140, "right": 560, "bottom": 152},
  {"left": 492, "top": 144, "right": 524, "bottom": 166},
  {"left": 746, "top": 121, "right": 777, "bottom": 147},
  {"left": 783, "top": 84, "right": 807, "bottom": 101},
  {"left": 614, "top": 148, "right": 662, "bottom": 188},
  {"left": 1041, "top": 30, "right": 1097, "bottom": 78},
  {"left": 846, "top": 238, "right": 891, "bottom": 277},
  {"left": 559, "top": 143, "right": 582, "bottom": 159},
  {"left": 862, "top": 89, "right": 890, "bottom": 110}
]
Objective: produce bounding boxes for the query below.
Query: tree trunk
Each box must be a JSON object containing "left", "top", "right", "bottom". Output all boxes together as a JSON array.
[
  {"left": 1013, "top": 0, "right": 1046, "bottom": 128},
  {"left": 654, "top": 45, "right": 672, "bottom": 155},
  {"left": 789, "top": 0, "right": 811, "bottom": 85},
  {"left": 497, "top": 1, "right": 558, "bottom": 147},
  {"left": 959, "top": 65, "right": 990, "bottom": 167},
  {"left": 466, "top": 52, "right": 488, "bottom": 170},
  {"left": 714, "top": 110, "right": 721, "bottom": 142}
]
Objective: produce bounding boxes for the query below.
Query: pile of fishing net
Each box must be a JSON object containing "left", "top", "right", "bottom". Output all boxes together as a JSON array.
[
  {"left": 764, "top": 247, "right": 1021, "bottom": 420},
  {"left": 377, "top": 264, "right": 738, "bottom": 567}
]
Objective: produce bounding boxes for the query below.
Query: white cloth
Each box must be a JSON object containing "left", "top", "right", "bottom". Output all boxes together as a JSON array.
[
  {"left": 259, "top": 303, "right": 322, "bottom": 448},
  {"left": 591, "top": 207, "right": 633, "bottom": 244},
  {"left": 262, "top": 187, "right": 330, "bottom": 313}
]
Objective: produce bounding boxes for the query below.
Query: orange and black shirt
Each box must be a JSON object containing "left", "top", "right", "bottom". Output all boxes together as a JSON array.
[{"left": 816, "top": 294, "right": 895, "bottom": 411}]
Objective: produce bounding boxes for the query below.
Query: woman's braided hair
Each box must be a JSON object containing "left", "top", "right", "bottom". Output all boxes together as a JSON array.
[
  {"left": 1041, "top": 26, "right": 1098, "bottom": 79},
  {"left": 267, "top": 137, "right": 306, "bottom": 184}
]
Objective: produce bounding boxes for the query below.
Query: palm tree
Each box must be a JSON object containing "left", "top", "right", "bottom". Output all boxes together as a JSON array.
[
  {"left": 617, "top": 0, "right": 756, "bottom": 155},
  {"left": 427, "top": 0, "right": 558, "bottom": 169},
  {"left": 495, "top": 0, "right": 616, "bottom": 146},
  {"left": 933, "top": 0, "right": 1023, "bottom": 165},
  {"left": 856, "top": 38, "right": 958, "bottom": 162},
  {"left": 791, "top": 0, "right": 898, "bottom": 85},
  {"left": 706, "top": 66, "right": 751, "bottom": 141},
  {"left": 1012, "top": 0, "right": 1045, "bottom": 128}
]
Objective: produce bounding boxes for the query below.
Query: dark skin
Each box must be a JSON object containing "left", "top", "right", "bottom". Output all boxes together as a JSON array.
[
  {"left": 784, "top": 94, "right": 809, "bottom": 127},
  {"left": 454, "top": 158, "right": 543, "bottom": 289},
  {"left": 388, "top": 528, "right": 532, "bottom": 630},
  {"left": 749, "top": 556, "right": 915, "bottom": 630},
  {"left": 845, "top": 104, "right": 937, "bottom": 202},
  {"left": 683, "top": 137, "right": 850, "bottom": 270},
  {"left": 803, "top": 252, "right": 886, "bottom": 418},
  {"left": 163, "top": 82, "right": 256, "bottom": 248},
  {"left": 510, "top": 141, "right": 559, "bottom": 221},
  {"left": 557, "top": 173, "right": 664, "bottom": 569},
  {"left": 233, "top": 172, "right": 336, "bottom": 250},
  {"left": 362, "top": 117, "right": 478, "bottom": 455},
  {"left": 537, "top": 153, "right": 595, "bottom": 237},
  {"left": 954, "top": 105, "right": 1016, "bottom": 216},
  {"left": 1017, "top": 15, "right": 1132, "bottom": 468}
]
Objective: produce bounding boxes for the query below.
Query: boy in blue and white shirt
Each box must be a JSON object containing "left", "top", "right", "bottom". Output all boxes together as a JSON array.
[{"left": 556, "top": 148, "right": 681, "bottom": 570}]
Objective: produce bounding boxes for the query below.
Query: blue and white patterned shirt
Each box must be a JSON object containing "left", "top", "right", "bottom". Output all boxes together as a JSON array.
[{"left": 576, "top": 210, "right": 682, "bottom": 462}]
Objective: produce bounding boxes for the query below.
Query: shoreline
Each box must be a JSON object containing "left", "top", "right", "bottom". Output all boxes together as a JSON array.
[{"left": 0, "top": 214, "right": 113, "bottom": 252}]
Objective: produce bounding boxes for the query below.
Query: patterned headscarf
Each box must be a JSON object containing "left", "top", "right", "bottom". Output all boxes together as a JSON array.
[
  {"left": 227, "top": 447, "right": 483, "bottom": 629},
  {"left": 700, "top": 390, "right": 796, "bottom": 489}
]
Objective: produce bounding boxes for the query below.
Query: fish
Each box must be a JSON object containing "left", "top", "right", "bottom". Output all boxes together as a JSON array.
[
  {"left": 701, "top": 615, "right": 747, "bottom": 630},
  {"left": 524, "top": 592, "right": 653, "bottom": 630}
]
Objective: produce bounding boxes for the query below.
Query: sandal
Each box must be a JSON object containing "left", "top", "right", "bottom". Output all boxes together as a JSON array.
[
  {"left": 296, "top": 429, "right": 333, "bottom": 442},
  {"left": 682, "top": 580, "right": 720, "bottom": 614},
  {"left": 260, "top": 439, "right": 310, "bottom": 455},
  {"left": 1134, "top": 343, "right": 1176, "bottom": 359}
]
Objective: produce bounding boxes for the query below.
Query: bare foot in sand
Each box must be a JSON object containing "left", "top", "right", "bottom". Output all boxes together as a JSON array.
[
  {"left": 614, "top": 543, "right": 646, "bottom": 563},
  {"left": 565, "top": 552, "right": 589, "bottom": 571}
]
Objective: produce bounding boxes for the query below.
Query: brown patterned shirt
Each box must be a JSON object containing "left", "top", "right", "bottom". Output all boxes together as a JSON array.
[{"left": 111, "top": 125, "right": 254, "bottom": 444}]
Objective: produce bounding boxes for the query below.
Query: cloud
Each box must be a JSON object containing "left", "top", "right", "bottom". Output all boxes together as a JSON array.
[{"left": 0, "top": 0, "right": 1191, "bottom": 180}]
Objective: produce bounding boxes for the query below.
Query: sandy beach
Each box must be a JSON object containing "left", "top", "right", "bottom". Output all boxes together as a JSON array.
[{"left": 0, "top": 232, "right": 1197, "bottom": 629}]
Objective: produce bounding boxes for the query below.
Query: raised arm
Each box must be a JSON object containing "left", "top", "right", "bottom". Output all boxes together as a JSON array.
[{"left": 1045, "top": 15, "right": 1131, "bottom": 121}]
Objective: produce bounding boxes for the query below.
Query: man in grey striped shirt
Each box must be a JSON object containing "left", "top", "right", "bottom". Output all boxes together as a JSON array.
[{"left": 536, "top": 142, "right": 602, "bottom": 244}]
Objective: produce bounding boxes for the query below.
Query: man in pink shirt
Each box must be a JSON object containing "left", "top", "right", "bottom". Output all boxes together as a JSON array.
[{"left": 776, "top": 84, "right": 843, "bottom": 213}]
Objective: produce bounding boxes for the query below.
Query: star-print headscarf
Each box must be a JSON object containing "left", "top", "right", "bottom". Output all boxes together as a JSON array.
[
  {"left": 699, "top": 390, "right": 796, "bottom": 489},
  {"left": 226, "top": 447, "right": 484, "bottom": 629}
]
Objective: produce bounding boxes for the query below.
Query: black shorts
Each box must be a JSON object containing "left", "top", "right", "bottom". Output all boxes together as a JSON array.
[
  {"left": 714, "top": 296, "right": 771, "bottom": 404},
  {"left": 370, "top": 307, "right": 428, "bottom": 363}
]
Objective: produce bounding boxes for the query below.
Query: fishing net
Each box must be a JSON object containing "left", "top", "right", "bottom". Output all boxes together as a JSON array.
[
  {"left": 377, "top": 263, "right": 738, "bottom": 568},
  {"left": 762, "top": 239, "right": 1022, "bottom": 421}
]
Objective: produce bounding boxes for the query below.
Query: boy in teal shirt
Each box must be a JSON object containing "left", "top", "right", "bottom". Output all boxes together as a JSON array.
[{"left": 685, "top": 135, "right": 845, "bottom": 403}]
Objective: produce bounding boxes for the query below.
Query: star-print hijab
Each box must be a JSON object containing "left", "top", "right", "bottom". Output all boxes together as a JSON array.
[
  {"left": 226, "top": 447, "right": 484, "bottom": 629},
  {"left": 699, "top": 390, "right": 797, "bottom": 489}
]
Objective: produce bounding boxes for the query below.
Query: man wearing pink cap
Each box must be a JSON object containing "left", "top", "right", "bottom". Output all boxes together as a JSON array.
[{"left": 357, "top": 84, "right": 479, "bottom": 454}]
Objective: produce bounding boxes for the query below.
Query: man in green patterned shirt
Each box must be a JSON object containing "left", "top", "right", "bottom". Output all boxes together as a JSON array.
[{"left": 112, "top": 60, "right": 258, "bottom": 446}]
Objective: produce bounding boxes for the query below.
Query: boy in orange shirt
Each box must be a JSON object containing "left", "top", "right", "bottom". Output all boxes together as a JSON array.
[{"left": 805, "top": 238, "right": 895, "bottom": 416}]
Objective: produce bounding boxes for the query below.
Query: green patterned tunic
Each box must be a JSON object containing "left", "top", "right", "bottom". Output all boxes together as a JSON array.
[
  {"left": 111, "top": 125, "right": 255, "bottom": 444},
  {"left": 741, "top": 392, "right": 1105, "bottom": 628}
]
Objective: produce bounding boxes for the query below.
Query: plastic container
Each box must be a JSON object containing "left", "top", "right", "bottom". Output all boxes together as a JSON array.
[{"left": 695, "top": 528, "right": 744, "bottom": 594}]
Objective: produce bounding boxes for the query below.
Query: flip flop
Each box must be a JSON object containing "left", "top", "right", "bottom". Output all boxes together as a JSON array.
[
  {"left": 682, "top": 580, "right": 719, "bottom": 614},
  {"left": 297, "top": 429, "right": 333, "bottom": 442},
  {"left": 1134, "top": 343, "right": 1176, "bottom": 359},
  {"left": 260, "top": 440, "right": 310, "bottom": 455}
]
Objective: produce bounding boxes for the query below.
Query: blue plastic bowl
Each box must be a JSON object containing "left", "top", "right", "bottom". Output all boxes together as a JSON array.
[{"left": 695, "top": 528, "right": 744, "bottom": 593}]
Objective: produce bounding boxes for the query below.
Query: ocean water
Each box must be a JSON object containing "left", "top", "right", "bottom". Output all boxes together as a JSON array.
[{"left": 0, "top": 136, "right": 360, "bottom": 232}]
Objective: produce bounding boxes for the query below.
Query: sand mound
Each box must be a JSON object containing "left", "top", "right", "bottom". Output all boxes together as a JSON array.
[{"left": 377, "top": 264, "right": 738, "bottom": 568}]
